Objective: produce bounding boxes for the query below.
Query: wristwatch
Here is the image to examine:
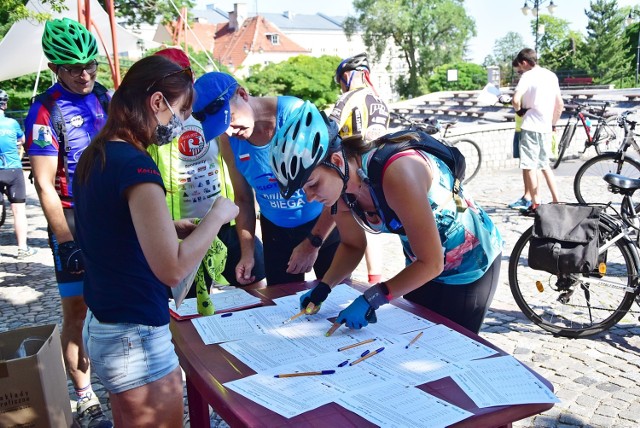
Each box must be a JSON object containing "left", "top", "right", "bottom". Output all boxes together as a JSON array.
[{"left": 307, "top": 233, "right": 324, "bottom": 248}]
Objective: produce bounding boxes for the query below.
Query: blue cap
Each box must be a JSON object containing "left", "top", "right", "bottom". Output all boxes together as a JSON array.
[{"left": 193, "top": 72, "right": 238, "bottom": 142}]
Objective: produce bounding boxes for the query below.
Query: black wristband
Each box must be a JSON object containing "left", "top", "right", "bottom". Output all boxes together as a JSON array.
[
  {"left": 309, "top": 281, "right": 332, "bottom": 303},
  {"left": 363, "top": 282, "right": 390, "bottom": 310}
]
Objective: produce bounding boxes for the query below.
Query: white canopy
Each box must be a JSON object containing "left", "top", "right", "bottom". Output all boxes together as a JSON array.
[{"left": 0, "top": 0, "right": 159, "bottom": 81}]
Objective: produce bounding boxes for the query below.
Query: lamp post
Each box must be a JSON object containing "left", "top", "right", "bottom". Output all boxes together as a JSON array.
[
  {"left": 521, "top": 0, "right": 557, "bottom": 52},
  {"left": 625, "top": 11, "right": 640, "bottom": 86}
]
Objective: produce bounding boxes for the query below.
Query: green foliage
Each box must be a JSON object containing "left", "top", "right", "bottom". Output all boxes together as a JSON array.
[
  {"left": 483, "top": 32, "right": 526, "bottom": 86},
  {"left": 0, "top": 0, "right": 66, "bottom": 37},
  {"left": 427, "top": 62, "right": 486, "bottom": 92},
  {"left": 582, "top": 0, "right": 630, "bottom": 84},
  {"left": 534, "top": 15, "right": 571, "bottom": 59},
  {"left": 345, "top": 0, "right": 475, "bottom": 98},
  {"left": 105, "top": 0, "right": 195, "bottom": 29},
  {"left": 244, "top": 55, "right": 341, "bottom": 109}
]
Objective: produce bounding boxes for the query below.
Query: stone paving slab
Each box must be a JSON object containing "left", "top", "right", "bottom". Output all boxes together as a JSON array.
[{"left": 2, "top": 159, "right": 640, "bottom": 427}]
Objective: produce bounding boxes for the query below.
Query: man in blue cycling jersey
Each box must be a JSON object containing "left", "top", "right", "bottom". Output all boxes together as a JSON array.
[{"left": 25, "top": 18, "right": 112, "bottom": 428}]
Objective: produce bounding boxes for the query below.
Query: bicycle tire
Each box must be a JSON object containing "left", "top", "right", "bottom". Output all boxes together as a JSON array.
[
  {"left": 552, "top": 123, "right": 577, "bottom": 169},
  {"left": 592, "top": 118, "right": 624, "bottom": 155},
  {"left": 451, "top": 138, "right": 481, "bottom": 183},
  {"left": 508, "top": 218, "right": 638, "bottom": 338},
  {"left": 573, "top": 153, "right": 640, "bottom": 208}
]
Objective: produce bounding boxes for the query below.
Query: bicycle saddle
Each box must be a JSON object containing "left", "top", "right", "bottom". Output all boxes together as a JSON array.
[{"left": 603, "top": 173, "right": 640, "bottom": 192}]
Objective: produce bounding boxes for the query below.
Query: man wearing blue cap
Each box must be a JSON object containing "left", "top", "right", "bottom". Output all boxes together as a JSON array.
[{"left": 192, "top": 72, "right": 340, "bottom": 285}]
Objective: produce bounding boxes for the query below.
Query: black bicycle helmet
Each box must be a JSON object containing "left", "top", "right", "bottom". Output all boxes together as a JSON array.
[{"left": 335, "top": 53, "right": 370, "bottom": 84}]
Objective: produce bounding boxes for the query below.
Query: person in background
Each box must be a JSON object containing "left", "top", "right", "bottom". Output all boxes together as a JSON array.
[
  {"left": 192, "top": 72, "right": 340, "bottom": 286},
  {"left": 148, "top": 48, "right": 265, "bottom": 300},
  {"left": 511, "top": 48, "right": 563, "bottom": 215},
  {"left": 24, "top": 18, "right": 111, "bottom": 428},
  {"left": 271, "top": 102, "right": 503, "bottom": 334},
  {"left": 0, "top": 90, "right": 37, "bottom": 259},
  {"left": 74, "top": 55, "right": 238, "bottom": 427},
  {"left": 330, "top": 53, "right": 390, "bottom": 284}
]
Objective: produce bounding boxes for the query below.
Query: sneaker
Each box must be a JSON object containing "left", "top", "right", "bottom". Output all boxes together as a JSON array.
[
  {"left": 507, "top": 197, "right": 532, "bottom": 210},
  {"left": 520, "top": 203, "right": 540, "bottom": 217},
  {"left": 76, "top": 393, "right": 113, "bottom": 428},
  {"left": 16, "top": 247, "right": 37, "bottom": 259}
]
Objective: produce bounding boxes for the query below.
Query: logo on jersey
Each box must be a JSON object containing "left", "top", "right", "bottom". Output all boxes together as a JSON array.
[
  {"left": 70, "top": 115, "right": 84, "bottom": 128},
  {"left": 239, "top": 153, "right": 250, "bottom": 162},
  {"left": 32, "top": 124, "right": 53, "bottom": 148},
  {"left": 178, "top": 124, "right": 208, "bottom": 161},
  {"left": 370, "top": 103, "right": 388, "bottom": 116}
]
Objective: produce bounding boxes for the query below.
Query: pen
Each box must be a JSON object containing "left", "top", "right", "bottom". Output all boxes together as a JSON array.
[
  {"left": 282, "top": 310, "right": 306, "bottom": 325},
  {"left": 274, "top": 370, "right": 336, "bottom": 378},
  {"left": 325, "top": 321, "right": 342, "bottom": 337},
  {"left": 337, "top": 338, "right": 376, "bottom": 352},
  {"left": 405, "top": 331, "right": 424, "bottom": 349},
  {"left": 349, "top": 347, "right": 385, "bottom": 366},
  {"left": 337, "top": 360, "right": 349, "bottom": 367},
  {"left": 360, "top": 350, "right": 370, "bottom": 358},
  {"left": 221, "top": 313, "right": 233, "bottom": 318}
]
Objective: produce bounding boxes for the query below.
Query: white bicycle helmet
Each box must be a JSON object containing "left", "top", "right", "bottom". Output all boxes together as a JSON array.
[
  {"left": 0, "top": 90, "right": 7, "bottom": 108},
  {"left": 271, "top": 101, "right": 330, "bottom": 199}
]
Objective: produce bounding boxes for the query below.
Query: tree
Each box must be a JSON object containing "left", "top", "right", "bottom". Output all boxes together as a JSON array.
[
  {"left": 0, "top": 0, "right": 65, "bottom": 36},
  {"left": 427, "top": 62, "right": 486, "bottom": 92},
  {"left": 244, "top": 55, "right": 341, "bottom": 109},
  {"left": 483, "top": 32, "right": 526, "bottom": 86},
  {"left": 344, "top": 0, "right": 476, "bottom": 99},
  {"left": 582, "top": 0, "right": 629, "bottom": 84},
  {"left": 533, "top": 14, "right": 571, "bottom": 59}
]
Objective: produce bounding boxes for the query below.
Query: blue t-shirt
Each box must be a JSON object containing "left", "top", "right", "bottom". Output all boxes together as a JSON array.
[
  {"left": 0, "top": 111, "right": 24, "bottom": 169},
  {"left": 228, "top": 96, "right": 323, "bottom": 227},
  {"left": 74, "top": 141, "right": 169, "bottom": 326},
  {"left": 25, "top": 82, "right": 108, "bottom": 207}
]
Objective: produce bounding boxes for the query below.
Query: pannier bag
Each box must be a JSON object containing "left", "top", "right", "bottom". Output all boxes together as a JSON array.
[{"left": 528, "top": 204, "right": 603, "bottom": 274}]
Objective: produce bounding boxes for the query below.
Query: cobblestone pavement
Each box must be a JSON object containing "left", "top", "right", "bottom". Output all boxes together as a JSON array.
[{"left": 2, "top": 159, "right": 640, "bottom": 427}]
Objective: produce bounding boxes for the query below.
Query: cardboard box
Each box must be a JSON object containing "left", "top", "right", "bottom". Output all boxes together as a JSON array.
[{"left": 0, "top": 324, "right": 72, "bottom": 428}]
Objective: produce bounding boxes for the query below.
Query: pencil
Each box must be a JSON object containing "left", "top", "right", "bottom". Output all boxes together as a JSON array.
[
  {"left": 349, "top": 347, "right": 385, "bottom": 366},
  {"left": 405, "top": 331, "right": 424, "bottom": 349},
  {"left": 337, "top": 338, "right": 376, "bottom": 352},
  {"left": 282, "top": 310, "right": 306, "bottom": 325},
  {"left": 325, "top": 321, "right": 342, "bottom": 337},
  {"left": 274, "top": 370, "right": 336, "bottom": 378}
]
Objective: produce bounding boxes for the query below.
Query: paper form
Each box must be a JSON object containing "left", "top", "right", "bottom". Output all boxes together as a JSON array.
[
  {"left": 337, "top": 382, "right": 473, "bottom": 428},
  {"left": 168, "top": 288, "right": 263, "bottom": 318},
  {"left": 452, "top": 355, "right": 560, "bottom": 407},
  {"left": 419, "top": 324, "right": 497, "bottom": 361},
  {"left": 191, "top": 311, "right": 266, "bottom": 344}
]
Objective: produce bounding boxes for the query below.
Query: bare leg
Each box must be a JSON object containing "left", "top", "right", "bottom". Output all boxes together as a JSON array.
[
  {"left": 540, "top": 168, "right": 560, "bottom": 203},
  {"left": 109, "top": 366, "right": 183, "bottom": 428},
  {"left": 523, "top": 169, "right": 541, "bottom": 205},
  {"left": 61, "top": 296, "right": 91, "bottom": 389},
  {"left": 364, "top": 233, "right": 383, "bottom": 284},
  {"left": 521, "top": 170, "right": 532, "bottom": 201},
  {"left": 10, "top": 202, "right": 28, "bottom": 248}
]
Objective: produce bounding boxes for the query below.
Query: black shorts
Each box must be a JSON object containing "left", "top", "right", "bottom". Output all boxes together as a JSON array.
[{"left": 0, "top": 168, "right": 27, "bottom": 203}]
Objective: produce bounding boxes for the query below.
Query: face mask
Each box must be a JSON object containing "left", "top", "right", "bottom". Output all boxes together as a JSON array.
[{"left": 155, "top": 96, "right": 184, "bottom": 146}]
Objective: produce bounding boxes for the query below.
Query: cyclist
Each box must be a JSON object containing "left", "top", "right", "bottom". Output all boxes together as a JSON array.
[
  {"left": 192, "top": 72, "right": 340, "bottom": 286},
  {"left": 147, "top": 48, "right": 266, "bottom": 303},
  {"left": 0, "top": 89, "right": 37, "bottom": 258},
  {"left": 271, "top": 102, "right": 503, "bottom": 334},
  {"left": 330, "top": 52, "right": 390, "bottom": 284},
  {"left": 24, "top": 18, "right": 112, "bottom": 427}
]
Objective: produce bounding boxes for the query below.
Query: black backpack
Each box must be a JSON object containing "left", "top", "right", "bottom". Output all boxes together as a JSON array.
[
  {"left": 363, "top": 129, "right": 466, "bottom": 234},
  {"left": 29, "top": 82, "right": 109, "bottom": 184}
]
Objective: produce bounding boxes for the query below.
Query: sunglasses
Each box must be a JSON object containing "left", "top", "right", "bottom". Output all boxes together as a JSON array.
[
  {"left": 146, "top": 67, "right": 194, "bottom": 93},
  {"left": 192, "top": 83, "right": 237, "bottom": 122},
  {"left": 59, "top": 60, "right": 98, "bottom": 78}
]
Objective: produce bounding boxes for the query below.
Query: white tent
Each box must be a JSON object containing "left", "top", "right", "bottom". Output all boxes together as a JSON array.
[{"left": 0, "top": 0, "right": 159, "bottom": 82}]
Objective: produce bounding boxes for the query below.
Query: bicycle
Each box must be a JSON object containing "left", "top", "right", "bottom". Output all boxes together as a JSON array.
[
  {"left": 574, "top": 111, "right": 640, "bottom": 209},
  {"left": 389, "top": 111, "right": 482, "bottom": 183},
  {"left": 552, "top": 100, "right": 621, "bottom": 169},
  {"left": 509, "top": 181, "right": 640, "bottom": 338}
]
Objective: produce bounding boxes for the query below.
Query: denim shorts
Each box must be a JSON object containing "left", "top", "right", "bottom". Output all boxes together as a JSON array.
[{"left": 83, "top": 310, "right": 179, "bottom": 394}]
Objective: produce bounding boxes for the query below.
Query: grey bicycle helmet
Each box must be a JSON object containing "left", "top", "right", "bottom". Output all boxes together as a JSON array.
[
  {"left": 335, "top": 53, "right": 370, "bottom": 83},
  {"left": 271, "top": 101, "right": 331, "bottom": 199},
  {"left": 42, "top": 18, "right": 98, "bottom": 65},
  {"left": 0, "top": 90, "right": 7, "bottom": 103}
]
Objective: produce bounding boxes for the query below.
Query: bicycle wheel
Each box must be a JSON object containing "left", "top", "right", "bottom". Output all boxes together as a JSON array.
[
  {"left": 573, "top": 153, "right": 640, "bottom": 208},
  {"left": 552, "top": 122, "right": 577, "bottom": 169},
  {"left": 451, "top": 138, "right": 481, "bottom": 183},
  {"left": 508, "top": 218, "right": 638, "bottom": 338},
  {"left": 593, "top": 118, "right": 624, "bottom": 155}
]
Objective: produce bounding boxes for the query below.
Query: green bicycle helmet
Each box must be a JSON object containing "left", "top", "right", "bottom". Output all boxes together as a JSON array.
[{"left": 42, "top": 18, "right": 98, "bottom": 65}]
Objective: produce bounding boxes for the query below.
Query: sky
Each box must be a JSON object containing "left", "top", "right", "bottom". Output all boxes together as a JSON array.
[{"left": 197, "top": 0, "right": 638, "bottom": 64}]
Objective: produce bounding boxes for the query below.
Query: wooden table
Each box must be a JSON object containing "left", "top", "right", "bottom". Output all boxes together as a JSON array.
[{"left": 170, "top": 281, "right": 555, "bottom": 427}]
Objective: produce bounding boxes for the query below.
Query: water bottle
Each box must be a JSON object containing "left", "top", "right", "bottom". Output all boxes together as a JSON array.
[{"left": 585, "top": 117, "right": 592, "bottom": 138}]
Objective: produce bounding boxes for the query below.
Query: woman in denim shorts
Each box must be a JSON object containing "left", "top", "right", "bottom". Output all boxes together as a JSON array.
[{"left": 74, "top": 55, "right": 238, "bottom": 427}]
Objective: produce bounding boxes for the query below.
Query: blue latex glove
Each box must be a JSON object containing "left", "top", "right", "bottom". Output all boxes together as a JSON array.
[
  {"left": 336, "top": 296, "right": 377, "bottom": 330},
  {"left": 299, "top": 282, "right": 331, "bottom": 314}
]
